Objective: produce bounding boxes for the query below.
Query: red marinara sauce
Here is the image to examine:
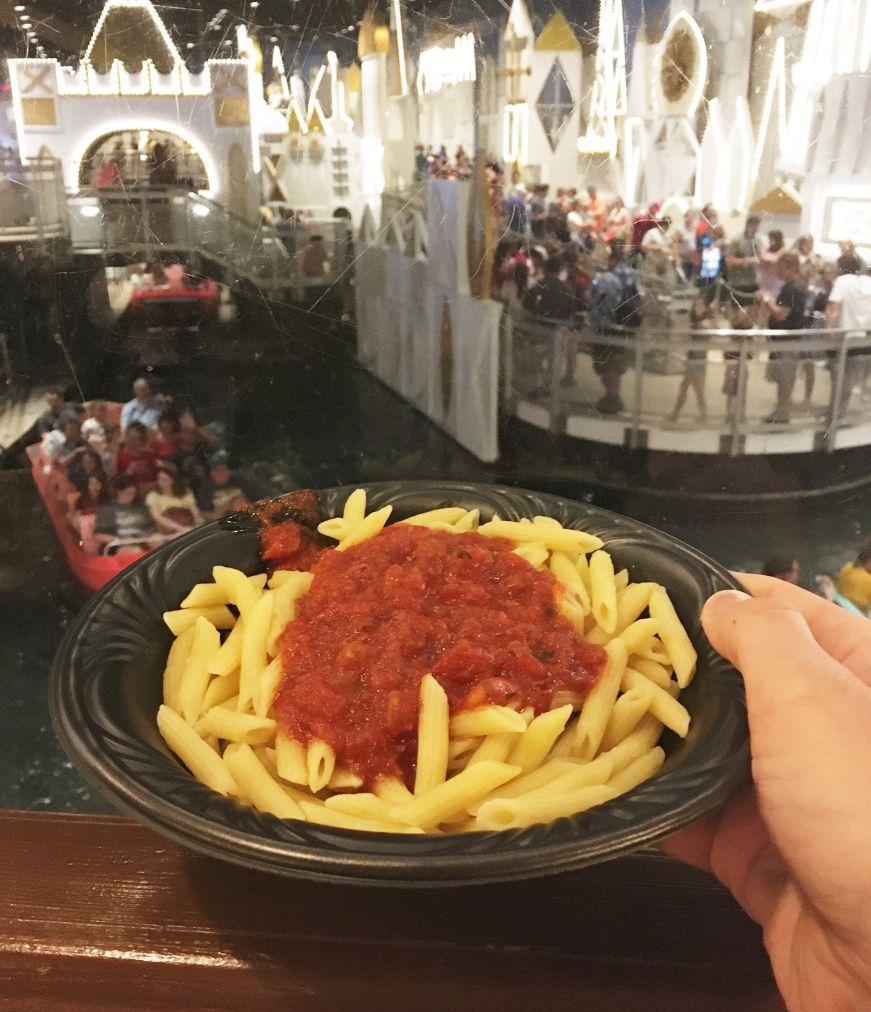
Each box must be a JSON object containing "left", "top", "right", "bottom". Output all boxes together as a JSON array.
[{"left": 275, "top": 524, "right": 606, "bottom": 787}]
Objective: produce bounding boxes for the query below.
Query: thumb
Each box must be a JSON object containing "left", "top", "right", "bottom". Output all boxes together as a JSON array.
[
  {"left": 702, "top": 590, "right": 864, "bottom": 751},
  {"left": 702, "top": 589, "right": 871, "bottom": 903}
]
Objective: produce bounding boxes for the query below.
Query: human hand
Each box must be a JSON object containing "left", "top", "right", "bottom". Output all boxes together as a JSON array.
[{"left": 663, "top": 574, "right": 871, "bottom": 1011}]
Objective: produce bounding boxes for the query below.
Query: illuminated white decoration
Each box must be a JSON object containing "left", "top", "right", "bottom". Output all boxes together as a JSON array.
[
  {"left": 391, "top": 0, "right": 409, "bottom": 97},
  {"left": 781, "top": 0, "right": 871, "bottom": 174},
  {"left": 79, "top": 204, "right": 101, "bottom": 218},
  {"left": 272, "top": 45, "right": 290, "bottom": 103},
  {"left": 416, "top": 33, "right": 476, "bottom": 95},
  {"left": 360, "top": 137, "right": 385, "bottom": 198},
  {"left": 502, "top": 102, "right": 529, "bottom": 164},
  {"left": 578, "top": 0, "right": 627, "bottom": 157},
  {"left": 84, "top": 0, "right": 182, "bottom": 68},
  {"left": 287, "top": 75, "right": 310, "bottom": 133},
  {"left": 753, "top": 0, "right": 810, "bottom": 10},
  {"left": 306, "top": 64, "right": 332, "bottom": 134},
  {"left": 622, "top": 116, "right": 644, "bottom": 203},
  {"left": 9, "top": 55, "right": 242, "bottom": 100},
  {"left": 652, "top": 11, "right": 707, "bottom": 119},
  {"left": 327, "top": 51, "right": 354, "bottom": 131},
  {"left": 751, "top": 35, "right": 787, "bottom": 187}
]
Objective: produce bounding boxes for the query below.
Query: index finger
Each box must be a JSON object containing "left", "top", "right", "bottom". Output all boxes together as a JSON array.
[{"left": 734, "top": 573, "right": 871, "bottom": 688}]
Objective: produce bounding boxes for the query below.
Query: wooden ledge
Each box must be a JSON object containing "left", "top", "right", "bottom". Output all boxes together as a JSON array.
[{"left": 2, "top": 810, "right": 785, "bottom": 1010}]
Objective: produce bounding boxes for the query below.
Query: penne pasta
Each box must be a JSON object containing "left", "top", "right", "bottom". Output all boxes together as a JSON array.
[
  {"left": 298, "top": 800, "right": 424, "bottom": 834},
  {"left": 158, "top": 489, "right": 700, "bottom": 836},
  {"left": 550, "top": 550, "right": 592, "bottom": 615},
  {"left": 162, "top": 625, "right": 195, "bottom": 714},
  {"left": 476, "top": 784, "right": 613, "bottom": 831},
  {"left": 238, "top": 591, "right": 273, "bottom": 713},
  {"left": 306, "top": 739, "right": 336, "bottom": 793},
  {"left": 649, "top": 587, "right": 698, "bottom": 687},
  {"left": 400, "top": 507, "right": 468, "bottom": 528},
  {"left": 391, "top": 761, "right": 521, "bottom": 829},
  {"left": 468, "top": 732, "right": 515, "bottom": 766},
  {"left": 157, "top": 705, "right": 237, "bottom": 797},
  {"left": 621, "top": 668, "right": 691, "bottom": 738},
  {"left": 607, "top": 746, "right": 666, "bottom": 797},
  {"left": 477, "top": 518, "right": 603, "bottom": 554},
  {"left": 267, "top": 572, "right": 314, "bottom": 655},
  {"left": 334, "top": 505, "right": 393, "bottom": 552},
  {"left": 512, "top": 542, "right": 549, "bottom": 568},
  {"left": 508, "top": 705, "right": 573, "bottom": 773},
  {"left": 618, "top": 617, "right": 660, "bottom": 657},
  {"left": 178, "top": 617, "right": 221, "bottom": 724},
  {"left": 626, "top": 655, "right": 673, "bottom": 689},
  {"left": 275, "top": 731, "right": 309, "bottom": 785},
  {"left": 180, "top": 574, "right": 267, "bottom": 609},
  {"left": 589, "top": 550, "right": 618, "bottom": 635},
  {"left": 163, "top": 606, "right": 235, "bottom": 637},
  {"left": 197, "top": 707, "right": 277, "bottom": 745},
  {"left": 414, "top": 675, "right": 450, "bottom": 795},
  {"left": 449, "top": 706, "right": 527, "bottom": 738},
  {"left": 202, "top": 669, "right": 241, "bottom": 711},
  {"left": 452, "top": 509, "right": 480, "bottom": 532},
  {"left": 223, "top": 743, "right": 304, "bottom": 820},
  {"left": 373, "top": 775, "right": 415, "bottom": 806},
  {"left": 599, "top": 684, "right": 654, "bottom": 753},
  {"left": 255, "top": 656, "right": 284, "bottom": 718},
  {"left": 573, "top": 638, "right": 626, "bottom": 761},
  {"left": 207, "top": 617, "right": 245, "bottom": 676},
  {"left": 212, "top": 566, "right": 262, "bottom": 617}
]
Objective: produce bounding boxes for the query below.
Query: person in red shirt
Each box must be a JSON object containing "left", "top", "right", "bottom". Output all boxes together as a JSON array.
[
  {"left": 153, "top": 412, "right": 181, "bottom": 461},
  {"left": 116, "top": 422, "right": 158, "bottom": 487},
  {"left": 630, "top": 202, "right": 661, "bottom": 253}
]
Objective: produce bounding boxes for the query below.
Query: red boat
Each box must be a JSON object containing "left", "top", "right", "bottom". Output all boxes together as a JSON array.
[
  {"left": 28, "top": 442, "right": 151, "bottom": 594},
  {"left": 130, "top": 263, "right": 220, "bottom": 328}
]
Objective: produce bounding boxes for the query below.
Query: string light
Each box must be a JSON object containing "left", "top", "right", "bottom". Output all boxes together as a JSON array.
[
  {"left": 502, "top": 102, "right": 528, "bottom": 164},
  {"left": 416, "top": 33, "right": 476, "bottom": 95},
  {"left": 578, "top": 0, "right": 626, "bottom": 157},
  {"left": 750, "top": 35, "right": 787, "bottom": 188},
  {"left": 391, "top": 0, "right": 409, "bottom": 97}
]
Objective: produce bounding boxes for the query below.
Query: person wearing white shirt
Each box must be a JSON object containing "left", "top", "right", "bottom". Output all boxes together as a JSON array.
[
  {"left": 826, "top": 253, "right": 871, "bottom": 414},
  {"left": 120, "top": 377, "right": 161, "bottom": 431}
]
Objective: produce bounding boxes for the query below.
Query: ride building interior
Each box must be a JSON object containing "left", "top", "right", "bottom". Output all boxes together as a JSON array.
[{"left": 1, "top": 0, "right": 870, "bottom": 1006}]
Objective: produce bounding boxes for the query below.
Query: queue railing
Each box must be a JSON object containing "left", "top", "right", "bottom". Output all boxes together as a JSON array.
[
  {"left": 0, "top": 158, "right": 67, "bottom": 242},
  {"left": 505, "top": 314, "right": 871, "bottom": 455},
  {"left": 66, "top": 188, "right": 352, "bottom": 302}
]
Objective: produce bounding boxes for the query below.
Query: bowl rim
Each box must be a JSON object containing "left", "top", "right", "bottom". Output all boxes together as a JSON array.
[{"left": 50, "top": 480, "right": 750, "bottom": 886}]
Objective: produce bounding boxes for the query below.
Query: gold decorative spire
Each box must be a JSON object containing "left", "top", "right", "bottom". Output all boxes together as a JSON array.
[{"left": 535, "top": 10, "right": 581, "bottom": 51}]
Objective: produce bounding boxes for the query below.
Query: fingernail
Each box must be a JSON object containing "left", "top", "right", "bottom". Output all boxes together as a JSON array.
[{"left": 704, "top": 590, "right": 750, "bottom": 617}]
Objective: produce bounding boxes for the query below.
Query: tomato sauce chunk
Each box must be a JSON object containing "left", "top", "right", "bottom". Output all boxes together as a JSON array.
[{"left": 276, "top": 524, "right": 606, "bottom": 787}]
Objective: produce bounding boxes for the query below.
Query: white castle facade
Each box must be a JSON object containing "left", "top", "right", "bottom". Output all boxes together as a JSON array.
[{"left": 6, "top": 0, "right": 869, "bottom": 256}]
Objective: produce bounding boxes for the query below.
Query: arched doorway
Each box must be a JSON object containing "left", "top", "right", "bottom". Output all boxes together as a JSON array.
[{"left": 78, "top": 128, "right": 210, "bottom": 190}]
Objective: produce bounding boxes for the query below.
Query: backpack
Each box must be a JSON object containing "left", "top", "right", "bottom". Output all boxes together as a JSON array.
[{"left": 614, "top": 266, "right": 643, "bottom": 328}]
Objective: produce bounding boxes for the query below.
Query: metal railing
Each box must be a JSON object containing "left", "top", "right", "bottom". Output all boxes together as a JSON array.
[
  {"left": 505, "top": 314, "right": 871, "bottom": 455},
  {"left": 66, "top": 188, "right": 352, "bottom": 301},
  {"left": 0, "top": 158, "right": 67, "bottom": 242}
]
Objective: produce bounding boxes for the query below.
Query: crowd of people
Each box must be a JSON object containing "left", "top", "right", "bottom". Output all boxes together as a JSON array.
[
  {"left": 762, "top": 546, "right": 871, "bottom": 617},
  {"left": 419, "top": 147, "right": 871, "bottom": 423},
  {"left": 32, "top": 379, "right": 260, "bottom": 557}
]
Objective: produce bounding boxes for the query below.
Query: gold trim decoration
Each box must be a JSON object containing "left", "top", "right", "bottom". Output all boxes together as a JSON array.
[
  {"left": 21, "top": 98, "right": 56, "bottom": 126},
  {"left": 534, "top": 11, "right": 581, "bottom": 51},
  {"left": 215, "top": 97, "right": 250, "bottom": 127},
  {"left": 440, "top": 300, "right": 454, "bottom": 415},
  {"left": 750, "top": 185, "right": 803, "bottom": 215},
  {"left": 466, "top": 150, "right": 495, "bottom": 300}
]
